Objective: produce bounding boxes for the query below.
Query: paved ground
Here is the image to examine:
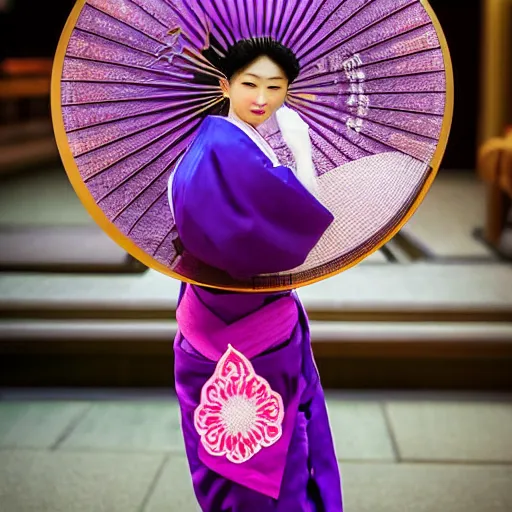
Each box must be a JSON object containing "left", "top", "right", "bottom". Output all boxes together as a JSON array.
[{"left": 0, "top": 390, "right": 511, "bottom": 512}]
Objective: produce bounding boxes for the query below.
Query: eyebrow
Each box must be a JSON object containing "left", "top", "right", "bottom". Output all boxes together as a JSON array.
[{"left": 244, "top": 73, "right": 286, "bottom": 80}]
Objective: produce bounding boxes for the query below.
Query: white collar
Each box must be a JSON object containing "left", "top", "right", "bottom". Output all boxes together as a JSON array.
[{"left": 224, "top": 113, "right": 281, "bottom": 167}]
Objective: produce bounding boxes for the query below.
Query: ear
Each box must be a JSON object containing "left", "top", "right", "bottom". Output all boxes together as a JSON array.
[{"left": 220, "top": 78, "right": 230, "bottom": 98}]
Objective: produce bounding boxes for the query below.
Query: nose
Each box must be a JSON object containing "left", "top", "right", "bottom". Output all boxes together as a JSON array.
[{"left": 254, "top": 91, "right": 268, "bottom": 108}]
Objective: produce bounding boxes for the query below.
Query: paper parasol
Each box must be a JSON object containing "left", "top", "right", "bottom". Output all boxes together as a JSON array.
[{"left": 52, "top": 0, "right": 453, "bottom": 291}]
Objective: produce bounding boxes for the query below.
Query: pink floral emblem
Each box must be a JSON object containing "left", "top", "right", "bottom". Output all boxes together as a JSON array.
[{"left": 194, "top": 345, "right": 285, "bottom": 464}]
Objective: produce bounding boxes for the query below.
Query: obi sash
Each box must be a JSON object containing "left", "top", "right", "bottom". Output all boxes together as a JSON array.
[{"left": 174, "top": 285, "right": 303, "bottom": 499}]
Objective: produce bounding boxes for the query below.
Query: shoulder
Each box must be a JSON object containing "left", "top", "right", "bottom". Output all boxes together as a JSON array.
[
  {"left": 200, "top": 116, "right": 239, "bottom": 144},
  {"left": 197, "top": 116, "right": 232, "bottom": 137}
]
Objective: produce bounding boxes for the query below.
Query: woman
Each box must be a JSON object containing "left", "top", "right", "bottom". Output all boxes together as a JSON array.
[{"left": 169, "top": 37, "right": 343, "bottom": 511}]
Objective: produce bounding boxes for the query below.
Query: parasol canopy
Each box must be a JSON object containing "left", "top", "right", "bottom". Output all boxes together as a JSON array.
[{"left": 52, "top": 0, "right": 453, "bottom": 291}]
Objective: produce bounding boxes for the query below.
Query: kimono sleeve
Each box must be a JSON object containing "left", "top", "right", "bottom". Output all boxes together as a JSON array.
[{"left": 171, "top": 117, "right": 334, "bottom": 279}]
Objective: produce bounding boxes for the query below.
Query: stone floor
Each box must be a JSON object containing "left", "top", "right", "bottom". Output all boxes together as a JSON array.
[
  {"left": 0, "top": 391, "right": 511, "bottom": 512},
  {"left": 1, "top": 164, "right": 511, "bottom": 512},
  {"left": 400, "top": 172, "right": 495, "bottom": 260}
]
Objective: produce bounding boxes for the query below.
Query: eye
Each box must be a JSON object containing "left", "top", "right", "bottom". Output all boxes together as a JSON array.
[
  {"left": 268, "top": 86, "right": 282, "bottom": 90},
  {"left": 242, "top": 82, "right": 256, "bottom": 87}
]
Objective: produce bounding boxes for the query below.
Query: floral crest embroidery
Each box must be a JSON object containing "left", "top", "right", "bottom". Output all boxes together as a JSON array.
[{"left": 194, "top": 345, "right": 285, "bottom": 464}]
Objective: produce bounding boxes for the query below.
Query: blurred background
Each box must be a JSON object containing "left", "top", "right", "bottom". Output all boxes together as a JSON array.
[{"left": 0, "top": 0, "right": 511, "bottom": 511}]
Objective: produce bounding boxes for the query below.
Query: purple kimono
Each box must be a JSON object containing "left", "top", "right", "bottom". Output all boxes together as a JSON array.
[{"left": 171, "top": 116, "right": 343, "bottom": 511}]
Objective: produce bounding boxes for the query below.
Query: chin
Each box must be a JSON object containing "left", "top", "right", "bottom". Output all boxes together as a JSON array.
[{"left": 249, "top": 114, "right": 271, "bottom": 128}]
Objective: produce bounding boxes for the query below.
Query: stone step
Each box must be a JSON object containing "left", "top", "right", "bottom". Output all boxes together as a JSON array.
[
  {"left": 0, "top": 226, "right": 147, "bottom": 274},
  {"left": 1, "top": 264, "right": 511, "bottom": 322},
  {"left": 1, "top": 319, "right": 512, "bottom": 354},
  {"left": 1, "top": 319, "right": 511, "bottom": 390}
]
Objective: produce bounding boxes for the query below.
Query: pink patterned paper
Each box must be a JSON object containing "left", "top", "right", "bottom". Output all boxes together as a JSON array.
[{"left": 194, "top": 345, "right": 285, "bottom": 464}]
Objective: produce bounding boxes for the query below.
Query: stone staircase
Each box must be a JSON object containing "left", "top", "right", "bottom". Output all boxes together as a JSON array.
[{"left": 1, "top": 263, "right": 511, "bottom": 390}]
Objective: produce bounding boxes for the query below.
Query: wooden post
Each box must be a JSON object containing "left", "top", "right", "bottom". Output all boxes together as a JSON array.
[
  {"left": 484, "top": 182, "right": 510, "bottom": 245},
  {"left": 479, "top": 0, "right": 512, "bottom": 144}
]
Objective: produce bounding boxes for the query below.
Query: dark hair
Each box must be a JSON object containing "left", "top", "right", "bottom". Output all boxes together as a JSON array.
[
  {"left": 194, "top": 37, "right": 299, "bottom": 117},
  {"left": 203, "top": 37, "right": 301, "bottom": 84}
]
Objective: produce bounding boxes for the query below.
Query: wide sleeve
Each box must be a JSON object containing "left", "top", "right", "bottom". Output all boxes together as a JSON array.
[{"left": 171, "top": 117, "right": 334, "bottom": 279}]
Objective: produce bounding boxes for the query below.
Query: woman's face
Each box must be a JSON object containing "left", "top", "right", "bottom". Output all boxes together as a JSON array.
[{"left": 222, "top": 56, "right": 288, "bottom": 128}]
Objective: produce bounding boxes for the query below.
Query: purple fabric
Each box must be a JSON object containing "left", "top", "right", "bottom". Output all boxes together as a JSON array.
[
  {"left": 171, "top": 116, "right": 334, "bottom": 279},
  {"left": 176, "top": 285, "right": 302, "bottom": 499},
  {"left": 174, "top": 283, "right": 343, "bottom": 511},
  {"left": 176, "top": 286, "right": 298, "bottom": 361},
  {"left": 193, "top": 286, "right": 289, "bottom": 324}
]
